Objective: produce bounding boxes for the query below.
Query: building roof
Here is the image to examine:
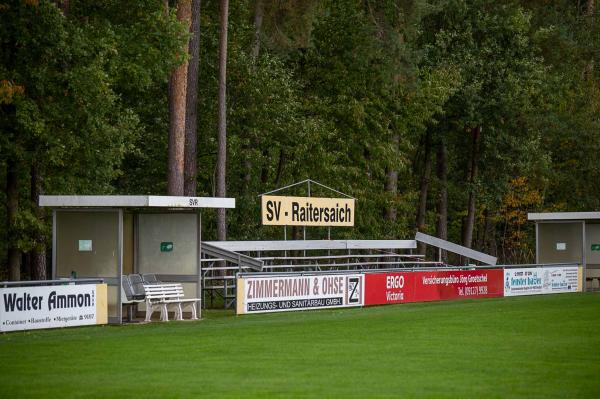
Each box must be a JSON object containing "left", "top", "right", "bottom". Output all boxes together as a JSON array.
[
  {"left": 39, "top": 195, "right": 235, "bottom": 209},
  {"left": 528, "top": 212, "right": 600, "bottom": 221}
]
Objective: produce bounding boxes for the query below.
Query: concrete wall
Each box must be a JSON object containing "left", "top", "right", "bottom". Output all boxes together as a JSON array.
[
  {"left": 56, "top": 210, "right": 121, "bottom": 319},
  {"left": 538, "top": 222, "right": 583, "bottom": 264},
  {"left": 137, "top": 213, "right": 198, "bottom": 275},
  {"left": 56, "top": 211, "right": 119, "bottom": 278}
]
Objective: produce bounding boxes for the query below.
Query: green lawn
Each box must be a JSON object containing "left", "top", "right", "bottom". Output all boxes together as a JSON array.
[{"left": 0, "top": 293, "right": 599, "bottom": 398}]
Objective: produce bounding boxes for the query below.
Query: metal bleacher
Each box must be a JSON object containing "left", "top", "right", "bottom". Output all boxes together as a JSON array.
[
  {"left": 200, "top": 233, "right": 500, "bottom": 309},
  {"left": 200, "top": 239, "right": 444, "bottom": 309}
]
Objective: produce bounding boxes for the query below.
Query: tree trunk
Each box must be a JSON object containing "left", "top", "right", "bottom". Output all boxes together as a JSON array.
[
  {"left": 416, "top": 130, "right": 432, "bottom": 254},
  {"left": 184, "top": 0, "right": 201, "bottom": 196},
  {"left": 584, "top": 1, "right": 595, "bottom": 81},
  {"left": 436, "top": 137, "right": 448, "bottom": 263},
  {"left": 484, "top": 212, "right": 497, "bottom": 258},
  {"left": 216, "top": 0, "right": 229, "bottom": 241},
  {"left": 274, "top": 149, "right": 285, "bottom": 188},
  {"left": 252, "top": 0, "right": 264, "bottom": 61},
  {"left": 7, "top": 159, "right": 20, "bottom": 281},
  {"left": 167, "top": 0, "right": 192, "bottom": 196},
  {"left": 240, "top": 0, "right": 266, "bottom": 192},
  {"left": 30, "top": 162, "right": 47, "bottom": 280},
  {"left": 260, "top": 149, "right": 270, "bottom": 185},
  {"left": 57, "top": 0, "right": 69, "bottom": 15},
  {"left": 462, "top": 127, "right": 481, "bottom": 249},
  {"left": 586, "top": 0, "right": 594, "bottom": 15},
  {"left": 384, "top": 135, "right": 399, "bottom": 222}
]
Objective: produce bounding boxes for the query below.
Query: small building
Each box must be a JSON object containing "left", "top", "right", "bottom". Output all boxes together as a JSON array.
[
  {"left": 528, "top": 212, "right": 600, "bottom": 291},
  {"left": 40, "top": 195, "right": 235, "bottom": 323}
]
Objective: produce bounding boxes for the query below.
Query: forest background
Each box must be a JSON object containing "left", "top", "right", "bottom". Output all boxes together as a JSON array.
[{"left": 1, "top": 0, "right": 598, "bottom": 280}]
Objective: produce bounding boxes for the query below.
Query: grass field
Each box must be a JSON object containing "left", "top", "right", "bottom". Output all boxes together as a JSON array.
[{"left": 0, "top": 293, "right": 599, "bottom": 398}]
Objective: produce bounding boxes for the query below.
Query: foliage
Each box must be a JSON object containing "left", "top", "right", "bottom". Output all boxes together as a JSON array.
[
  {"left": 1, "top": 0, "right": 599, "bottom": 274},
  {"left": 0, "top": 0, "right": 184, "bottom": 258}
]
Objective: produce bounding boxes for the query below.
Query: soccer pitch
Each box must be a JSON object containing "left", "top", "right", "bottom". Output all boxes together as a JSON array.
[{"left": 1, "top": 293, "right": 598, "bottom": 398}]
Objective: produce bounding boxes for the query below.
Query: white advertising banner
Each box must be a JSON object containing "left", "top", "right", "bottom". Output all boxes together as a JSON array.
[
  {"left": 237, "top": 274, "right": 364, "bottom": 314},
  {"left": 503, "top": 266, "right": 582, "bottom": 296},
  {"left": 0, "top": 284, "right": 107, "bottom": 332}
]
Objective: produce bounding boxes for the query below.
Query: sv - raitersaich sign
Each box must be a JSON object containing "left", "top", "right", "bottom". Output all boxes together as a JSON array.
[
  {"left": 0, "top": 284, "right": 108, "bottom": 332},
  {"left": 261, "top": 195, "right": 355, "bottom": 226}
]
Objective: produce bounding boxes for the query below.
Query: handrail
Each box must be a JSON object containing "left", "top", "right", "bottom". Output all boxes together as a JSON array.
[
  {"left": 258, "top": 254, "right": 424, "bottom": 261},
  {"left": 236, "top": 263, "right": 581, "bottom": 277},
  {"left": 416, "top": 232, "right": 497, "bottom": 265},
  {"left": 262, "top": 261, "right": 443, "bottom": 269},
  {"left": 491, "top": 262, "right": 579, "bottom": 269},
  {"left": 205, "top": 239, "right": 417, "bottom": 252},
  {"left": 201, "top": 242, "right": 263, "bottom": 271},
  {"left": 0, "top": 278, "right": 104, "bottom": 287}
]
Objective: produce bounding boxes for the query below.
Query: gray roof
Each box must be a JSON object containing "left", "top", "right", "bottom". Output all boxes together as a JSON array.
[
  {"left": 528, "top": 212, "right": 600, "bottom": 221},
  {"left": 39, "top": 195, "right": 235, "bottom": 209}
]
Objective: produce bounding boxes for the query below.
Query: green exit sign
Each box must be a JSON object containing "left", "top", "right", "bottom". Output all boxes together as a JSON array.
[
  {"left": 592, "top": 244, "right": 600, "bottom": 251},
  {"left": 160, "top": 242, "right": 173, "bottom": 252}
]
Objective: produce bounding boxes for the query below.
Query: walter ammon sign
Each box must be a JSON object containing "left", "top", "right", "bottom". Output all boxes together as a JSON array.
[
  {"left": 0, "top": 284, "right": 108, "bottom": 332},
  {"left": 261, "top": 195, "right": 355, "bottom": 227}
]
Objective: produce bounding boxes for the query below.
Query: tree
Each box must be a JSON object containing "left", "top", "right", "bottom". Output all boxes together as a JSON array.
[
  {"left": 167, "top": 0, "right": 192, "bottom": 196},
  {"left": 0, "top": 1, "right": 184, "bottom": 279},
  {"left": 184, "top": 0, "right": 201, "bottom": 196},
  {"left": 216, "top": 0, "right": 229, "bottom": 241},
  {"left": 422, "top": 0, "right": 546, "bottom": 249}
]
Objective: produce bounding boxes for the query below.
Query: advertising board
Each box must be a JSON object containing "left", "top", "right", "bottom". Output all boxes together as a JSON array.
[
  {"left": 236, "top": 274, "right": 363, "bottom": 314},
  {"left": 0, "top": 283, "right": 108, "bottom": 332},
  {"left": 503, "top": 266, "right": 582, "bottom": 296},
  {"left": 364, "top": 269, "right": 504, "bottom": 306}
]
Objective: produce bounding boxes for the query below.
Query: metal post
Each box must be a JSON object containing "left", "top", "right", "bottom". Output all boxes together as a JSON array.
[
  {"left": 52, "top": 209, "right": 57, "bottom": 279},
  {"left": 197, "top": 211, "right": 202, "bottom": 319},
  {"left": 284, "top": 226, "right": 287, "bottom": 258},
  {"left": 133, "top": 213, "right": 139, "bottom": 273},
  {"left": 535, "top": 222, "right": 539, "bottom": 264},
  {"left": 117, "top": 209, "right": 123, "bottom": 324},
  {"left": 304, "top": 180, "right": 310, "bottom": 243},
  {"left": 328, "top": 227, "right": 331, "bottom": 256},
  {"left": 224, "top": 278, "right": 227, "bottom": 309},
  {"left": 582, "top": 221, "right": 587, "bottom": 292}
]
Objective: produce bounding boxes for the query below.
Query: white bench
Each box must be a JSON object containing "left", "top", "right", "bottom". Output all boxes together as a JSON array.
[{"left": 143, "top": 283, "right": 200, "bottom": 322}]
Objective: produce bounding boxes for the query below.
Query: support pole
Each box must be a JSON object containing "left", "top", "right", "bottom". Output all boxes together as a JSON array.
[
  {"left": 582, "top": 221, "right": 587, "bottom": 292},
  {"left": 197, "top": 210, "right": 202, "bottom": 318},
  {"left": 52, "top": 210, "right": 57, "bottom": 279},
  {"left": 117, "top": 209, "right": 123, "bottom": 324}
]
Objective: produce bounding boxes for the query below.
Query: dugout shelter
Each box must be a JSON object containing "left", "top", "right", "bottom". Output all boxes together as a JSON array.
[
  {"left": 528, "top": 212, "right": 600, "bottom": 291},
  {"left": 40, "top": 195, "right": 235, "bottom": 323}
]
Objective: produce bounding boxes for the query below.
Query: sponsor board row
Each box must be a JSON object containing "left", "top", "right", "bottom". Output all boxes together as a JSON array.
[
  {"left": 1, "top": 267, "right": 583, "bottom": 326},
  {"left": 0, "top": 284, "right": 108, "bottom": 332},
  {"left": 236, "top": 266, "right": 583, "bottom": 314}
]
